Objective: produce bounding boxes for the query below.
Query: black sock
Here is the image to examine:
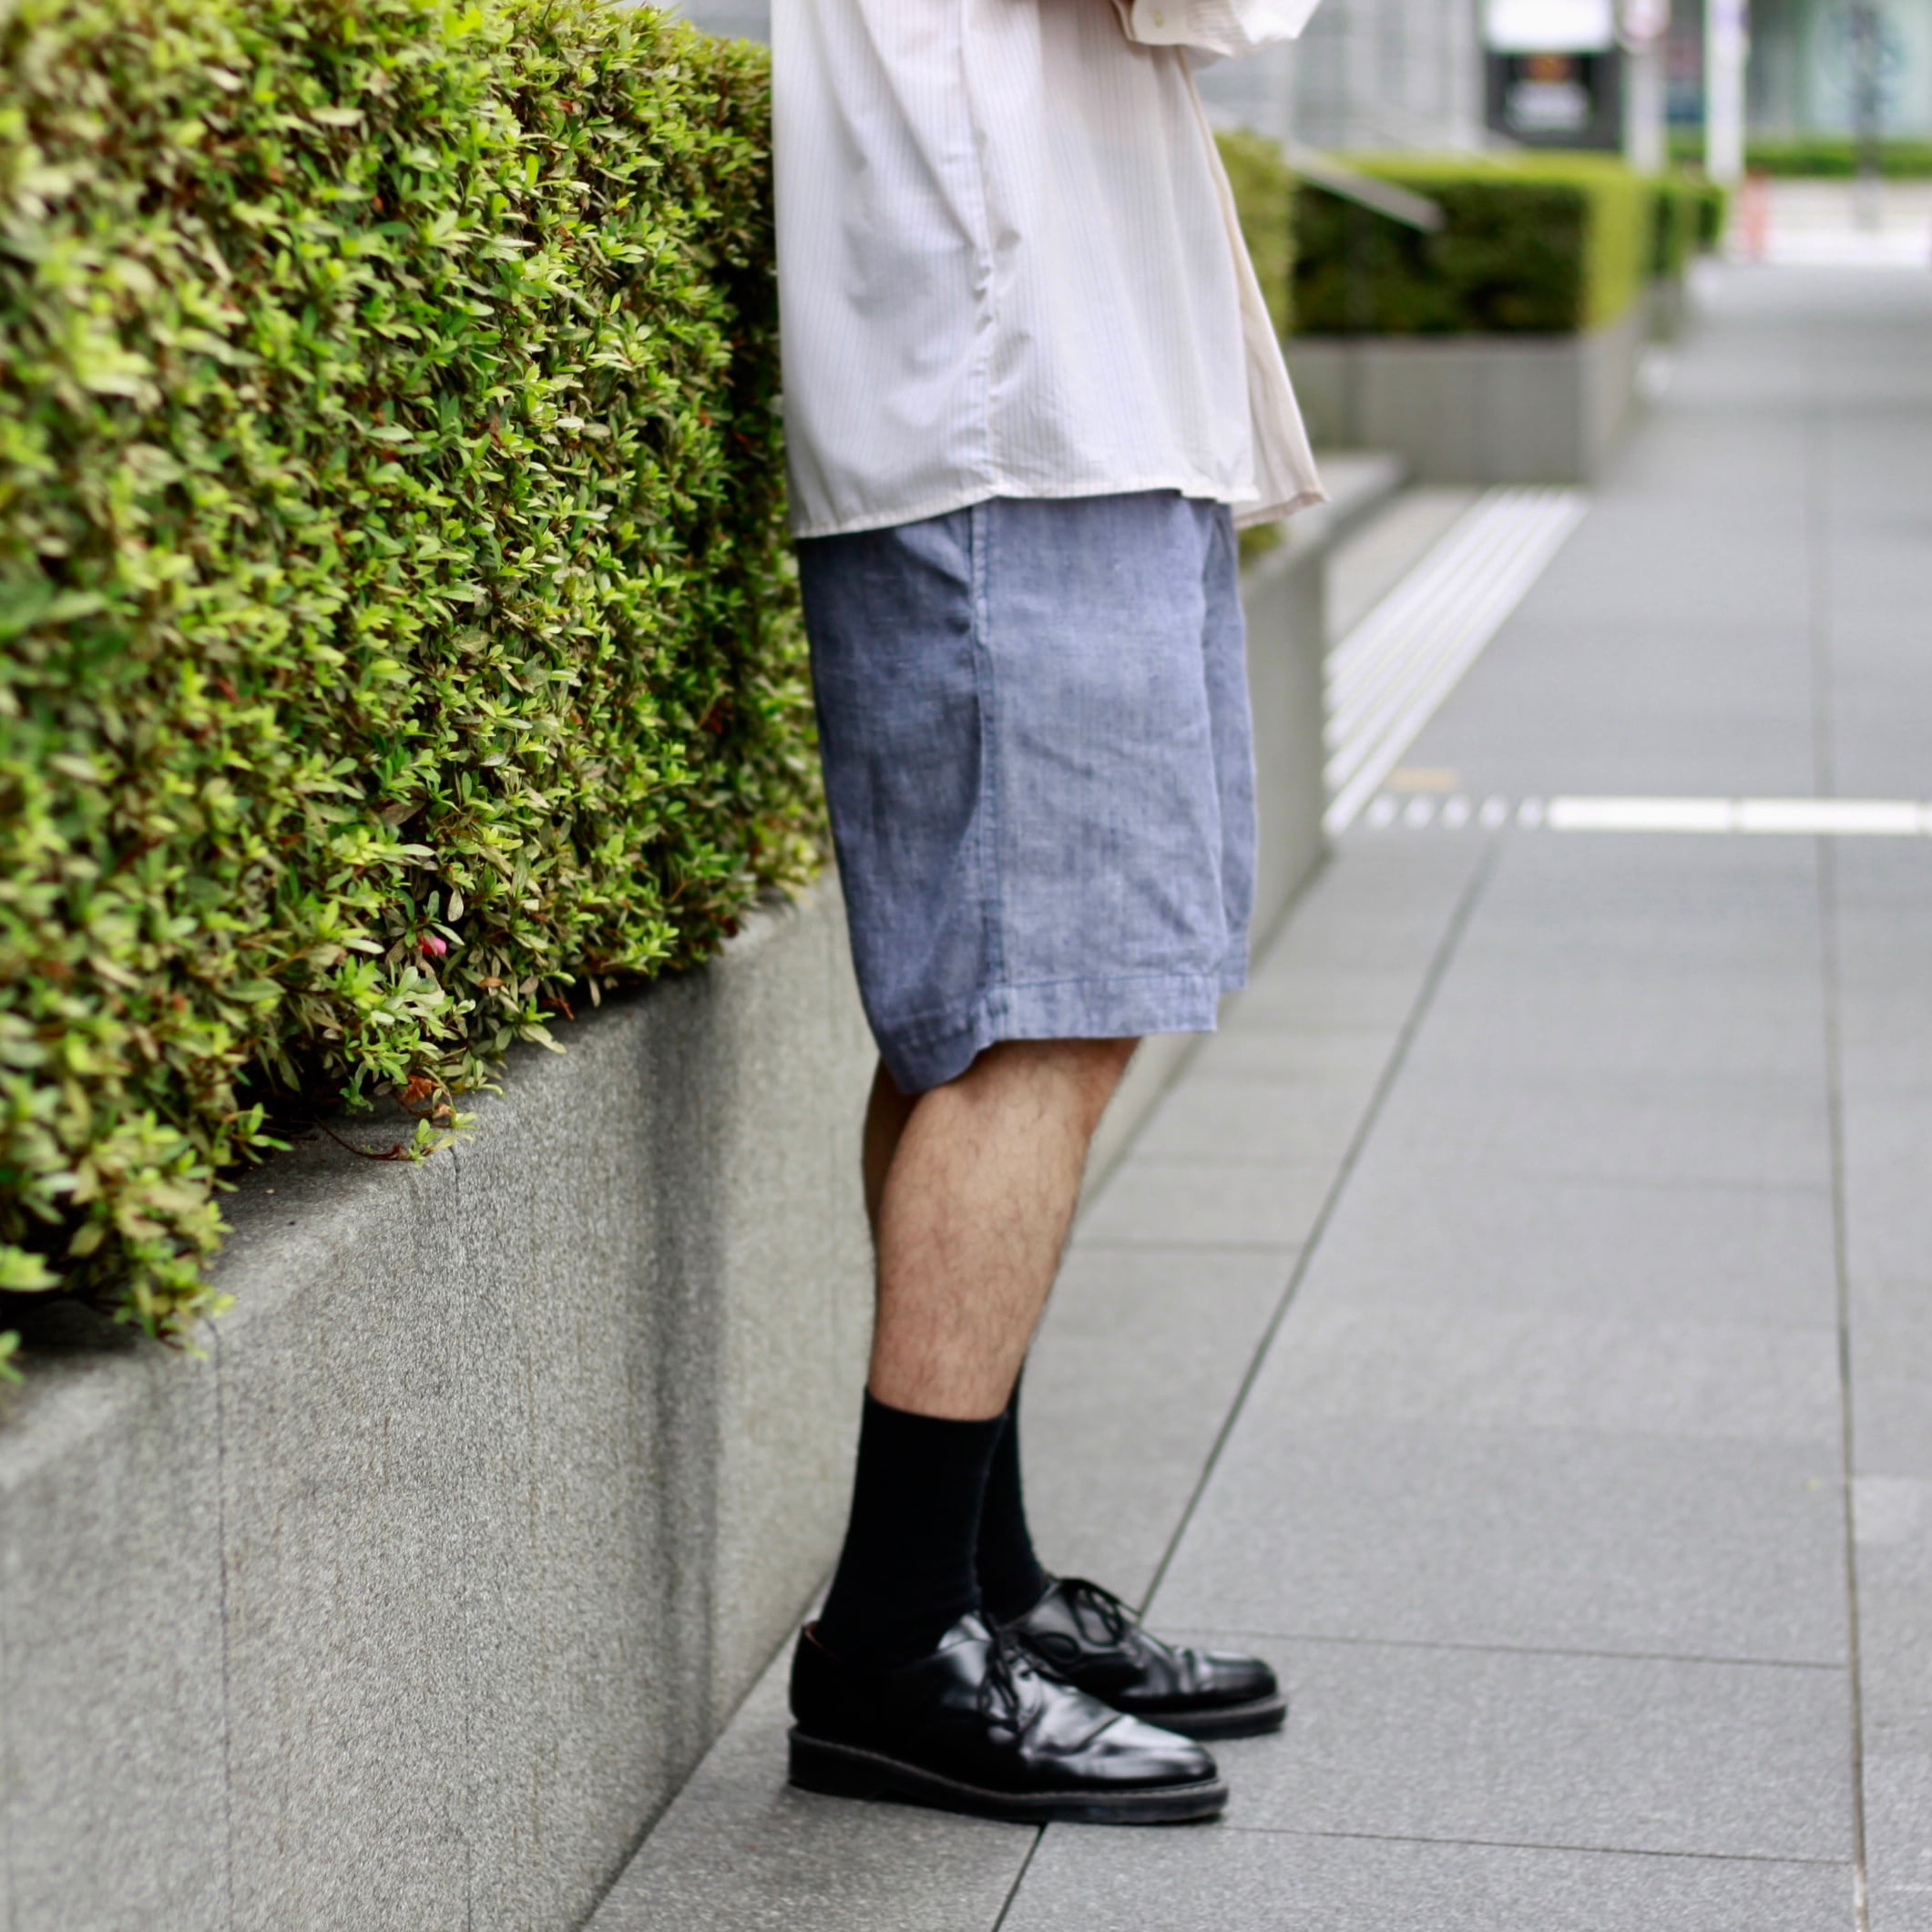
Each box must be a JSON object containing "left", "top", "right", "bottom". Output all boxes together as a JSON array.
[
  {"left": 976, "top": 1375, "right": 1051, "bottom": 1623},
  {"left": 816, "top": 1393, "right": 1005, "bottom": 1668}
]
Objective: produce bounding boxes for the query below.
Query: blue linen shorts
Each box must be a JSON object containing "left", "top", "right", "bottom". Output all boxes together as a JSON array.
[{"left": 799, "top": 491, "right": 1256, "bottom": 1095}]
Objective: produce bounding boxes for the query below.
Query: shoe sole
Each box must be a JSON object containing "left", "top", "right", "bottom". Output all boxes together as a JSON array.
[
  {"left": 788, "top": 1729, "right": 1228, "bottom": 1825},
  {"left": 1135, "top": 1692, "right": 1289, "bottom": 1742}
]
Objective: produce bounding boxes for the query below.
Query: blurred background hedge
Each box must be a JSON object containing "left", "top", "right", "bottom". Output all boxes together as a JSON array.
[
  {"left": 1292, "top": 154, "right": 1655, "bottom": 336},
  {"left": 1669, "top": 134, "right": 1932, "bottom": 179},
  {"left": 1216, "top": 128, "right": 1297, "bottom": 337},
  {"left": 0, "top": 0, "right": 820, "bottom": 1346},
  {"left": 1651, "top": 174, "right": 1727, "bottom": 278}
]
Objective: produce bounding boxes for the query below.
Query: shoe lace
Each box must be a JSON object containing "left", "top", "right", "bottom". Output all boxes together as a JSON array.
[
  {"left": 1058, "top": 1577, "right": 1139, "bottom": 1650},
  {"left": 981, "top": 1624, "right": 1044, "bottom": 1731}
]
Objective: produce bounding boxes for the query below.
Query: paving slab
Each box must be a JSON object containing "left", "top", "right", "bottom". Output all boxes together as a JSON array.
[
  {"left": 1303, "top": 1160, "right": 1841, "bottom": 1329},
  {"left": 1477, "top": 827, "right": 1822, "bottom": 918},
  {"left": 1183, "top": 1631, "right": 1852, "bottom": 1861},
  {"left": 1439, "top": 888, "right": 1825, "bottom": 1003},
  {"left": 1218, "top": 967, "right": 1433, "bottom": 1032},
  {"left": 1445, "top": 904, "right": 1827, "bottom": 976},
  {"left": 1407, "top": 971, "right": 1832, "bottom": 1080},
  {"left": 1838, "top": 1013, "right": 1932, "bottom": 1096},
  {"left": 1152, "top": 1418, "right": 1848, "bottom": 1663},
  {"left": 1841, "top": 1089, "right": 1932, "bottom": 1283},
  {"left": 1078, "top": 1154, "right": 1338, "bottom": 1251},
  {"left": 1001, "top": 1826, "right": 1852, "bottom": 1932},
  {"left": 1850, "top": 1279, "right": 1932, "bottom": 1478},
  {"left": 1850, "top": 1477, "right": 1932, "bottom": 1932},
  {"left": 1366, "top": 1067, "right": 1832, "bottom": 1191},
  {"left": 587, "top": 1648, "right": 1033, "bottom": 1932},
  {"left": 1182, "top": 1021, "right": 1403, "bottom": 1076},
  {"left": 1022, "top": 1244, "right": 1294, "bottom": 1601},
  {"left": 1253, "top": 1297, "right": 1842, "bottom": 1445},
  {"left": 1866, "top": 1748, "right": 1932, "bottom": 1932},
  {"left": 1251, "top": 857, "right": 1483, "bottom": 959},
  {"left": 1130, "top": 1068, "right": 1385, "bottom": 1165},
  {"left": 1835, "top": 853, "right": 1932, "bottom": 1092}
]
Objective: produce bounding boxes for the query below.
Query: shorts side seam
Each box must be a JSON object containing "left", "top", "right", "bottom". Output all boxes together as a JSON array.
[{"left": 967, "top": 500, "right": 1007, "bottom": 992}]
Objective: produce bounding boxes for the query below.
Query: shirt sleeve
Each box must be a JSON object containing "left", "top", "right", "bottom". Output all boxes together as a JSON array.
[{"left": 1116, "top": 0, "right": 1324, "bottom": 56}]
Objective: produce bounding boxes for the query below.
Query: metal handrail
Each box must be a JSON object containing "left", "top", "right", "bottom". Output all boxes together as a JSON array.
[{"left": 1287, "top": 145, "right": 1447, "bottom": 232}]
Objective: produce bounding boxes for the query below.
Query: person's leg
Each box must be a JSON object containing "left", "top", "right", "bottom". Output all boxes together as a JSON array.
[
  {"left": 870, "top": 1035, "right": 1132, "bottom": 1417},
  {"left": 790, "top": 498, "right": 1237, "bottom": 1820},
  {"left": 976, "top": 1372, "right": 1050, "bottom": 1621},
  {"left": 816, "top": 1035, "right": 1132, "bottom": 1666},
  {"left": 860, "top": 1058, "right": 915, "bottom": 1242},
  {"left": 856, "top": 1052, "right": 1099, "bottom": 1637}
]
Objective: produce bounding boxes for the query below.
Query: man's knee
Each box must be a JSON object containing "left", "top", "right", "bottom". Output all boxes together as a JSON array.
[
  {"left": 971, "top": 1034, "right": 1137, "bottom": 1078},
  {"left": 1074, "top": 1035, "right": 1140, "bottom": 1098}
]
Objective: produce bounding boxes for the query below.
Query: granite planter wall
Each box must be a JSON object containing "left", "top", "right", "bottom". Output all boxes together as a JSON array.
[
  {"left": 1, "top": 892, "right": 879, "bottom": 1932},
  {"left": 1283, "top": 302, "right": 1648, "bottom": 485},
  {"left": 1649, "top": 271, "right": 1692, "bottom": 343}
]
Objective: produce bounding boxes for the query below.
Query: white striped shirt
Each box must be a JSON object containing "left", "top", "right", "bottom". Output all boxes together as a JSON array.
[{"left": 772, "top": 0, "right": 1327, "bottom": 539}]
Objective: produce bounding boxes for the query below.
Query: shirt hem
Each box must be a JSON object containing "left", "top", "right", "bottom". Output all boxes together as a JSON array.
[{"left": 1234, "top": 486, "right": 1330, "bottom": 529}]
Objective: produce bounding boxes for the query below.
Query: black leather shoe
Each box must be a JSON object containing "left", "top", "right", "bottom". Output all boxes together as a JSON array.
[
  {"left": 788, "top": 1612, "right": 1227, "bottom": 1824},
  {"left": 1002, "top": 1577, "right": 1287, "bottom": 1741}
]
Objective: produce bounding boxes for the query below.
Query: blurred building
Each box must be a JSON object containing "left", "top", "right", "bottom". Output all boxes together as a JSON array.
[
  {"left": 669, "top": 0, "right": 1932, "bottom": 148},
  {"left": 1192, "top": 0, "right": 1487, "bottom": 148},
  {"left": 1746, "top": 0, "right": 1932, "bottom": 137},
  {"left": 668, "top": 0, "right": 1488, "bottom": 151}
]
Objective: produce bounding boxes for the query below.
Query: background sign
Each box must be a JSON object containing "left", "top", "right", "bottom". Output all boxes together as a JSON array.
[{"left": 1484, "top": 0, "right": 1616, "bottom": 51}]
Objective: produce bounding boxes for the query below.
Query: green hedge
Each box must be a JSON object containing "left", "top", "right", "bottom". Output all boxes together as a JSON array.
[
  {"left": 1650, "top": 174, "right": 1727, "bottom": 271},
  {"left": 1669, "top": 133, "right": 1932, "bottom": 178},
  {"left": 1214, "top": 128, "right": 1298, "bottom": 565},
  {"left": 0, "top": 0, "right": 820, "bottom": 1345},
  {"left": 1216, "top": 128, "right": 1296, "bottom": 337},
  {"left": 1692, "top": 178, "right": 1731, "bottom": 250},
  {"left": 1293, "top": 152, "right": 1653, "bottom": 336},
  {"left": 1651, "top": 175, "right": 1703, "bottom": 280}
]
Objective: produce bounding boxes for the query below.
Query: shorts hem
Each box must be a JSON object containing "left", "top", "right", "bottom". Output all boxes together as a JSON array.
[{"left": 876, "top": 967, "right": 1239, "bottom": 1096}]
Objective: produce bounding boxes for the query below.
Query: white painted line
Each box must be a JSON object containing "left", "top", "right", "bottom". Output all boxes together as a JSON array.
[
  {"left": 1359, "top": 793, "right": 1932, "bottom": 838},
  {"left": 1327, "top": 492, "right": 1558, "bottom": 718},
  {"left": 1326, "top": 492, "right": 1577, "bottom": 743},
  {"left": 1546, "top": 795, "right": 1734, "bottom": 833},
  {"left": 1543, "top": 796, "right": 1932, "bottom": 838},
  {"left": 1324, "top": 488, "right": 1589, "bottom": 835},
  {"left": 1733, "top": 798, "right": 1926, "bottom": 837}
]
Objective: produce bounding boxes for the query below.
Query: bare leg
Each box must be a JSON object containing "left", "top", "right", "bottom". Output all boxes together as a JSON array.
[
  {"left": 862, "top": 1059, "right": 917, "bottom": 1237},
  {"left": 864, "top": 1038, "right": 1136, "bottom": 1420}
]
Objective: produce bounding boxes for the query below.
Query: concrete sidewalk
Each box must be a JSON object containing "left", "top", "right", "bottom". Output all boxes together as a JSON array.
[{"left": 593, "top": 265, "right": 1930, "bottom": 1931}]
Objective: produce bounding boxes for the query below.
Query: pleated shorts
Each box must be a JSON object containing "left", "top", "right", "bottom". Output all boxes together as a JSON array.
[{"left": 798, "top": 490, "right": 1256, "bottom": 1095}]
